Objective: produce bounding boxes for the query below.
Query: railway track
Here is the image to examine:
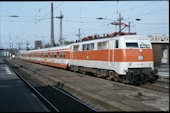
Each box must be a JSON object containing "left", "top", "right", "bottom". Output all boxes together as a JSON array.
[
  {"left": 156, "top": 78, "right": 169, "bottom": 88},
  {"left": 139, "top": 81, "right": 169, "bottom": 94},
  {"left": 7, "top": 58, "right": 169, "bottom": 94},
  {"left": 5, "top": 59, "right": 96, "bottom": 112}
]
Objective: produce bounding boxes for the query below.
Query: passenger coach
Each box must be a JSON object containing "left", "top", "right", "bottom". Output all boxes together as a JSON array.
[{"left": 20, "top": 45, "right": 70, "bottom": 69}]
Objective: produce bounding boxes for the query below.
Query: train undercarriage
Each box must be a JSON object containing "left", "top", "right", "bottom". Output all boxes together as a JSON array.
[
  {"left": 69, "top": 65, "right": 158, "bottom": 85},
  {"left": 125, "top": 68, "right": 158, "bottom": 84}
]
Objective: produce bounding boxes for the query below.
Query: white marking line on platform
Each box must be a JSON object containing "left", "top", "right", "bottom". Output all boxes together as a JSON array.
[{"left": 4, "top": 67, "right": 12, "bottom": 74}]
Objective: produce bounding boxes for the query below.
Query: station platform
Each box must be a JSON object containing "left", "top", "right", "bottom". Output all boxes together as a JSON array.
[
  {"left": 7, "top": 58, "right": 168, "bottom": 111},
  {"left": 0, "top": 59, "right": 49, "bottom": 112}
]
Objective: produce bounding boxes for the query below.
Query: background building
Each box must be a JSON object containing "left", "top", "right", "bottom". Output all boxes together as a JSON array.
[
  {"left": 35, "top": 40, "right": 42, "bottom": 49},
  {"left": 149, "top": 34, "right": 169, "bottom": 67}
]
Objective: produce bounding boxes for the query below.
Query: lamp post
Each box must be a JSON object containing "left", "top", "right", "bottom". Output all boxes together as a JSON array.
[{"left": 8, "top": 15, "right": 19, "bottom": 58}]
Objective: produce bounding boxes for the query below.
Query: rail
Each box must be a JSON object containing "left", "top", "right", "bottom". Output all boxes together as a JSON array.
[{"left": 4, "top": 59, "right": 96, "bottom": 112}]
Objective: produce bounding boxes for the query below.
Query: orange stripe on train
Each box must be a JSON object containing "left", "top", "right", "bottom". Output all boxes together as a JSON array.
[
  {"left": 114, "top": 49, "right": 153, "bottom": 62},
  {"left": 71, "top": 49, "right": 153, "bottom": 62}
]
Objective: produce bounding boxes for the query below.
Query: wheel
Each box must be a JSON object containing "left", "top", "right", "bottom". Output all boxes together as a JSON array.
[
  {"left": 108, "top": 71, "right": 114, "bottom": 80},
  {"left": 96, "top": 69, "right": 101, "bottom": 77},
  {"left": 127, "top": 72, "right": 134, "bottom": 82},
  {"left": 103, "top": 70, "right": 109, "bottom": 78},
  {"left": 93, "top": 68, "right": 97, "bottom": 77},
  {"left": 70, "top": 65, "right": 74, "bottom": 71},
  {"left": 73, "top": 66, "right": 76, "bottom": 72},
  {"left": 78, "top": 66, "right": 82, "bottom": 73},
  {"left": 118, "top": 76, "right": 123, "bottom": 83},
  {"left": 81, "top": 67, "right": 86, "bottom": 75},
  {"left": 112, "top": 72, "right": 119, "bottom": 82}
]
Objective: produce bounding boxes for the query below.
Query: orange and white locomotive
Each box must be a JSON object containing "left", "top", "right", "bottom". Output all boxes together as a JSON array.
[{"left": 19, "top": 33, "right": 158, "bottom": 84}]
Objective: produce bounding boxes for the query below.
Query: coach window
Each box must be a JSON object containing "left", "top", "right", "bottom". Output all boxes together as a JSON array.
[
  {"left": 83, "top": 44, "right": 87, "bottom": 50},
  {"left": 115, "top": 40, "right": 119, "bottom": 48},
  {"left": 56, "top": 52, "right": 59, "bottom": 58},
  {"left": 87, "top": 44, "right": 90, "bottom": 50},
  {"left": 91, "top": 43, "right": 94, "bottom": 50},
  {"left": 63, "top": 52, "right": 65, "bottom": 58},
  {"left": 98, "top": 41, "right": 108, "bottom": 50},
  {"left": 59, "top": 52, "right": 65, "bottom": 58},
  {"left": 59, "top": 52, "right": 62, "bottom": 58},
  {"left": 73, "top": 45, "right": 79, "bottom": 51}
]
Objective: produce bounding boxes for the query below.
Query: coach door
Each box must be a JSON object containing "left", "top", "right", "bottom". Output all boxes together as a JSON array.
[{"left": 70, "top": 45, "right": 73, "bottom": 64}]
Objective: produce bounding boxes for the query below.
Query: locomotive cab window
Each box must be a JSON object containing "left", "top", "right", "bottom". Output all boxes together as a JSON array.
[
  {"left": 138, "top": 39, "right": 150, "bottom": 48},
  {"left": 126, "top": 42, "right": 138, "bottom": 48}
]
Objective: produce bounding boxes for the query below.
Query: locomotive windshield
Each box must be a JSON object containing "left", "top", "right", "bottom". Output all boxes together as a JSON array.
[
  {"left": 126, "top": 42, "right": 138, "bottom": 48},
  {"left": 138, "top": 38, "right": 150, "bottom": 48},
  {"left": 125, "top": 36, "right": 151, "bottom": 48}
]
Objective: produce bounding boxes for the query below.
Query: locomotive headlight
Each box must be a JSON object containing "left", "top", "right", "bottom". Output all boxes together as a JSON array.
[{"left": 138, "top": 56, "right": 143, "bottom": 60}]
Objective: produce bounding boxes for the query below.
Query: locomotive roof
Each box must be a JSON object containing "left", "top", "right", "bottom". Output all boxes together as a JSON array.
[
  {"left": 71, "top": 35, "right": 149, "bottom": 45},
  {"left": 21, "top": 35, "right": 149, "bottom": 54}
]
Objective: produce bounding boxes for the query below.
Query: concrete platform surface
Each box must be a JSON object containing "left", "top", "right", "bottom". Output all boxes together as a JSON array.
[{"left": 0, "top": 59, "right": 49, "bottom": 112}]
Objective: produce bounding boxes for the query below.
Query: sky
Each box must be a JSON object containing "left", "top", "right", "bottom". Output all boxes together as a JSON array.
[{"left": 0, "top": 1, "right": 169, "bottom": 49}]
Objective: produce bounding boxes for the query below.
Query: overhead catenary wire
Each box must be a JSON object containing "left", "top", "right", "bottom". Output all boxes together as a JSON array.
[
  {"left": 37, "top": 2, "right": 64, "bottom": 22},
  {"left": 2, "top": 1, "right": 168, "bottom": 49},
  {"left": 8, "top": 2, "right": 51, "bottom": 45},
  {"left": 130, "top": 8, "right": 168, "bottom": 19},
  {"left": 11, "top": 2, "right": 64, "bottom": 45},
  {"left": 104, "top": 1, "right": 161, "bottom": 19}
]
